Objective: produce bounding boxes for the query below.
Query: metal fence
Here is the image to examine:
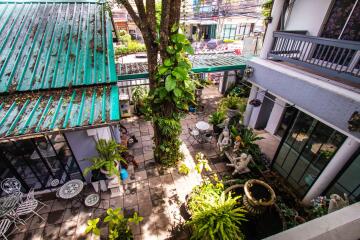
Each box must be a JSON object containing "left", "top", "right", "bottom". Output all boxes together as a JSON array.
[{"left": 269, "top": 31, "right": 360, "bottom": 84}]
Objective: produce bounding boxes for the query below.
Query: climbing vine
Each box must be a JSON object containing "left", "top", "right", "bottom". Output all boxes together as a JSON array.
[{"left": 145, "top": 26, "right": 195, "bottom": 166}]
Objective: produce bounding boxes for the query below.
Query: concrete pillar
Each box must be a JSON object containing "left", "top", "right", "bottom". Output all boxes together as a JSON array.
[
  {"left": 265, "top": 98, "right": 286, "bottom": 134},
  {"left": 302, "top": 137, "right": 360, "bottom": 205},
  {"left": 248, "top": 89, "right": 266, "bottom": 129},
  {"left": 243, "top": 85, "right": 258, "bottom": 126},
  {"left": 260, "top": 0, "right": 286, "bottom": 59}
]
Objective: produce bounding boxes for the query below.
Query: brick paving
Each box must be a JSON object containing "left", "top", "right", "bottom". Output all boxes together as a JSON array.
[{"left": 8, "top": 86, "right": 235, "bottom": 240}]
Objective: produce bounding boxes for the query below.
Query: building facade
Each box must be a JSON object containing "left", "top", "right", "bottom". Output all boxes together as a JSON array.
[
  {"left": 181, "top": 0, "right": 264, "bottom": 41},
  {"left": 244, "top": 0, "right": 360, "bottom": 204}
]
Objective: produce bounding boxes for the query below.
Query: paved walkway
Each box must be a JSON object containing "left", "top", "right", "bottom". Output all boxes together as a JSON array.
[{"left": 8, "top": 86, "right": 234, "bottom": 240}]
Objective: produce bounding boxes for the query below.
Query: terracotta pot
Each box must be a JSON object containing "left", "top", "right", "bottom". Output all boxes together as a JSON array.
[{"left": 100, "top": 161, "right": 119, "bottom": 179}]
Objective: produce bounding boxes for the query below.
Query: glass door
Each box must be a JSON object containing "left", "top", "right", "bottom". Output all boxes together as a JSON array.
[
  {"left": 0, "top": 134, "right": 84, "bottom": 191},
  {"left": 325, "top": 150, "right": 360, "bottom": 201},
  {"left": 273, "top": 111, "right": 346, "bottom": 197}
]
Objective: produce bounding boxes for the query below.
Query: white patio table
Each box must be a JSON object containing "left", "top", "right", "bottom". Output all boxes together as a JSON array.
[
  {"left": 195, "top": 121, "right": 210, "bottom": 131},
  {"left": 58, "top": 179, "right": 84, "bottom": 200}
]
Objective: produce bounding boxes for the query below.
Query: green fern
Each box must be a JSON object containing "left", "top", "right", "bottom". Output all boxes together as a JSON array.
[
  {"left": 84, "top": 139, "right": 127, "bottom": 176},
  {"left": 187, "top": 182, "right": 247, "bottom": 240}
]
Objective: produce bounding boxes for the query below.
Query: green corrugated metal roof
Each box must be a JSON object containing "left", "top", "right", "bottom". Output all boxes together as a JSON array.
[
  {"left": 0, "top": 1, "right": 116, "bottom": 93},
  {"left": 0, "top": 85, "right": 120, "bottom": 139},
  {"left": 117, "top": 54, "right": 251, "bottom": 80}
]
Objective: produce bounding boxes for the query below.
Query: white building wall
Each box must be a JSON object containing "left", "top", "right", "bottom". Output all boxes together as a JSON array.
[
  {"left": 264, "top": 202, "right": 360, "bottom": 240},
  {"left": 284, "top": 0, "right": 333, "bottom": 36}
]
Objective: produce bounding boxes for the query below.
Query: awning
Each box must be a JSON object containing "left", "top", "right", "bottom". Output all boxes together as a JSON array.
[
  {"left": 0, "top": 85, "right": 120, "bottom": 139},
  {"left": 0, "top": 0, "right": 116, "bottom": 93},
  {"left": 117, "top": 53, "right": 251, "bottom": 80}
]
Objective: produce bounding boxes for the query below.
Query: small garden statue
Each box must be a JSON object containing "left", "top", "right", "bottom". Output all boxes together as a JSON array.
[
  {"left": 328, "top": 193, "right": 349, "bottom": 214},
  {"left": 233, "top": 136, "right": 242, "bottom": 152},
  {"left": 227, "top": 153, "right": 252, "bottom": 175},
  {"left": 217, "top": 125, "right": 231, "bottom": 152}
]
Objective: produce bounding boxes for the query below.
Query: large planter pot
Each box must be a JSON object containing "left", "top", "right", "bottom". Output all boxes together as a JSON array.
[
  {"left": 227, "top": 108, "right": 239, "bottom": 119},
  {"left": 100, "top": 161, "right": 119, "bottom": 179},
  {"left": 243, "top": 179, "right": 276, "bottom": 215}
]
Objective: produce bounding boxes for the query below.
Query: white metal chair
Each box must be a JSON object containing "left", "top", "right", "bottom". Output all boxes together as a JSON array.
[
  {"left": 0, "top": 218, "right": 13, "bottom": 240},
  {"left": 13, "top": 189, "right": 46, "bottom": 224},
  {"left": 188, "top": 128, "right": 201, "bottom": 144}
]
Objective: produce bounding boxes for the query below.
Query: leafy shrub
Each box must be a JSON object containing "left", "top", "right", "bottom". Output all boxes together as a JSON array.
[
  {"left": 218, "top": 96, "right": 247, "bottom": 112},
  {"left": 86, "top": 208, "right": 143, "bottom": 240},
  {"left": 208, "top": 111, "right": 226, "bottom": 126},
  {"left": 187, "top": 180, "right": 247, "bottom": 240},
  {"left": 228, "top": 86, "right": 250, "bottom": 98},
  {"left": 84, "top": 139, "right": 127, "bottom": 176},
  {"left": 115, "top": 40, "right": 146, "bottom": 56},
  {"left": 178, "top": 162, "right": 190, "bottom": 175}
]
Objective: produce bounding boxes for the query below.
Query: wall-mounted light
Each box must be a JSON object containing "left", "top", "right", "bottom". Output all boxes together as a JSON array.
[{"left": 244, "top": 66, "right": 254, "bottom": 78}]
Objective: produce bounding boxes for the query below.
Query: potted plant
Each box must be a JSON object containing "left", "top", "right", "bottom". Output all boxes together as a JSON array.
[
  {"left": 131, "top": 86, "right": 148, "bottom": 115},
  {"left": 186, "top": 179, "right": 247, "bottom": 240},
  {"left": 86, "top": 208, "right": 143, "bottom": 239},
  {"left": 84, "top": 139, "right": 127, "bottom": 180},
  {"left": 226, "top": 96, "right": 242, "bottom": 118},
  {"left": 208, "top": 111, "right": 226, "bottom": 134}
]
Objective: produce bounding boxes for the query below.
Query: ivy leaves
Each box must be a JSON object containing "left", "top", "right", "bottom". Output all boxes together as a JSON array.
[
  {"left": 165, "top": 75, "right": 176, "bottom": 91},
  {"left": 153, "top": 29, "right": 195, "bottom": 112}
]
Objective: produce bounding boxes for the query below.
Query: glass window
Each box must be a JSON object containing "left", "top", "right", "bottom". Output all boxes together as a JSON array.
[
  {"left": 276, "top": 106, "right": 297, "bottom": 138},
  {"left": 326, "top": 152, "right": 360, "bottom": 201},
  {"left": 223, "top": 24, "right": 237, "bottom": 40},
  {"left": 0, "top": 134, "right": 83, "bottom": 191},
  {"left": 273, "top": 110, "right": 346, "bottom": 197}
]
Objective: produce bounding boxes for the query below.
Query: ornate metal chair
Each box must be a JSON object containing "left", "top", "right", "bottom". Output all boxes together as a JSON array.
[
  {"left": 0, "top": 218, "right": 13, "bottom": 240},
  {"left": 1, "top": 178, "right": 21, "bottom": 195}
]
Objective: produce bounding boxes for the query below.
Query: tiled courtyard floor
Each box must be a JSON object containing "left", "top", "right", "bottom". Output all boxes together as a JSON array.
[{"left": 8, "top": 86, "right": 236, "bottom": 240}]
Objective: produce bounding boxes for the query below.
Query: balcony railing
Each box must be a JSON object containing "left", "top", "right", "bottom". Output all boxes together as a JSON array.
[{"left": 269, "top": 31, "right": 360, "bottom": 85}]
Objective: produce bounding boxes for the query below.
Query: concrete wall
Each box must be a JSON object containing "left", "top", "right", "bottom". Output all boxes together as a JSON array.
[
  {"left": 247, "top": 58, "right": 360, "bottom": 141},
  {"left": 264, "top": 202, "right": 360, "bottom": 240},
  {"left": 285, "top": 0, "right": 333, "bottom": 36}
]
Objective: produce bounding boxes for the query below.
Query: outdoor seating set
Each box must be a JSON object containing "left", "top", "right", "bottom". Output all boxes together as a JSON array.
[
  {"left": 0, "top": 178, "right": 47, "bottom": 239},
  {"left": 0, "top": 177, "right": 102, "bottom": 239},
  {"left": 188, "top": 120, "right": 214, "bottom": 146}
]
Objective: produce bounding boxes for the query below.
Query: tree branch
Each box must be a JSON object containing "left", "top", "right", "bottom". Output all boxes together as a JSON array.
[
  {"left": 116, "top": 0, "right": 141, "bottom": 28},
  {"left": 168, "top": 0, "right": 181, "bottom": 31},
  {"left": 146, "top": 0, "right": 157, "bottom": 40},
  {"left": 159, "top": 0, "right": 170, "bottom": 59}
]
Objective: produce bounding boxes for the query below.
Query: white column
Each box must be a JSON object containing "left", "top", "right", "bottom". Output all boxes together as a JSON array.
[
  {"left": 260, "top": 0, "right": 286, "bottom": 59},
  {"left": 248, "top": 89, "right": 266, "bottom": 129},
  {"left": 302, "top": 137, "right": 360, "bottom": 205},
  {"left": 265, "top": 98, "right": 286, "bottom": 134},
  {"left": 243, "top": 85, "right": 258, "bottom": 126}
]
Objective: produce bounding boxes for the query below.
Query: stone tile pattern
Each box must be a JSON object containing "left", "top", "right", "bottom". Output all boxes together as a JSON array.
[{"left": 8, "top": 86, "right": 232, "bottom": 240}]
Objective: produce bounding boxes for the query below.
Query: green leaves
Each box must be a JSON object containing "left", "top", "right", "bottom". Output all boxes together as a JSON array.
[
  {"left": 184, "top": 44, "right": 194, "bottom": 54},
  {"left": 164, "top": 58, "right": 173, "bottom": 67},
  {"left": 85, "top": 218, "right": 100, "bottom": 235},
  {"left": 171, "top": 33, "right": 186, "bottom": 43},
  {"left": 165, "top": 75, "right": 176, "bottom": 91},
  {"left": 173, "top": 88, "right": 182, "bottom": 97},
  {"left": 158, "top": 66, "right": 168, "bottom": 75}
]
